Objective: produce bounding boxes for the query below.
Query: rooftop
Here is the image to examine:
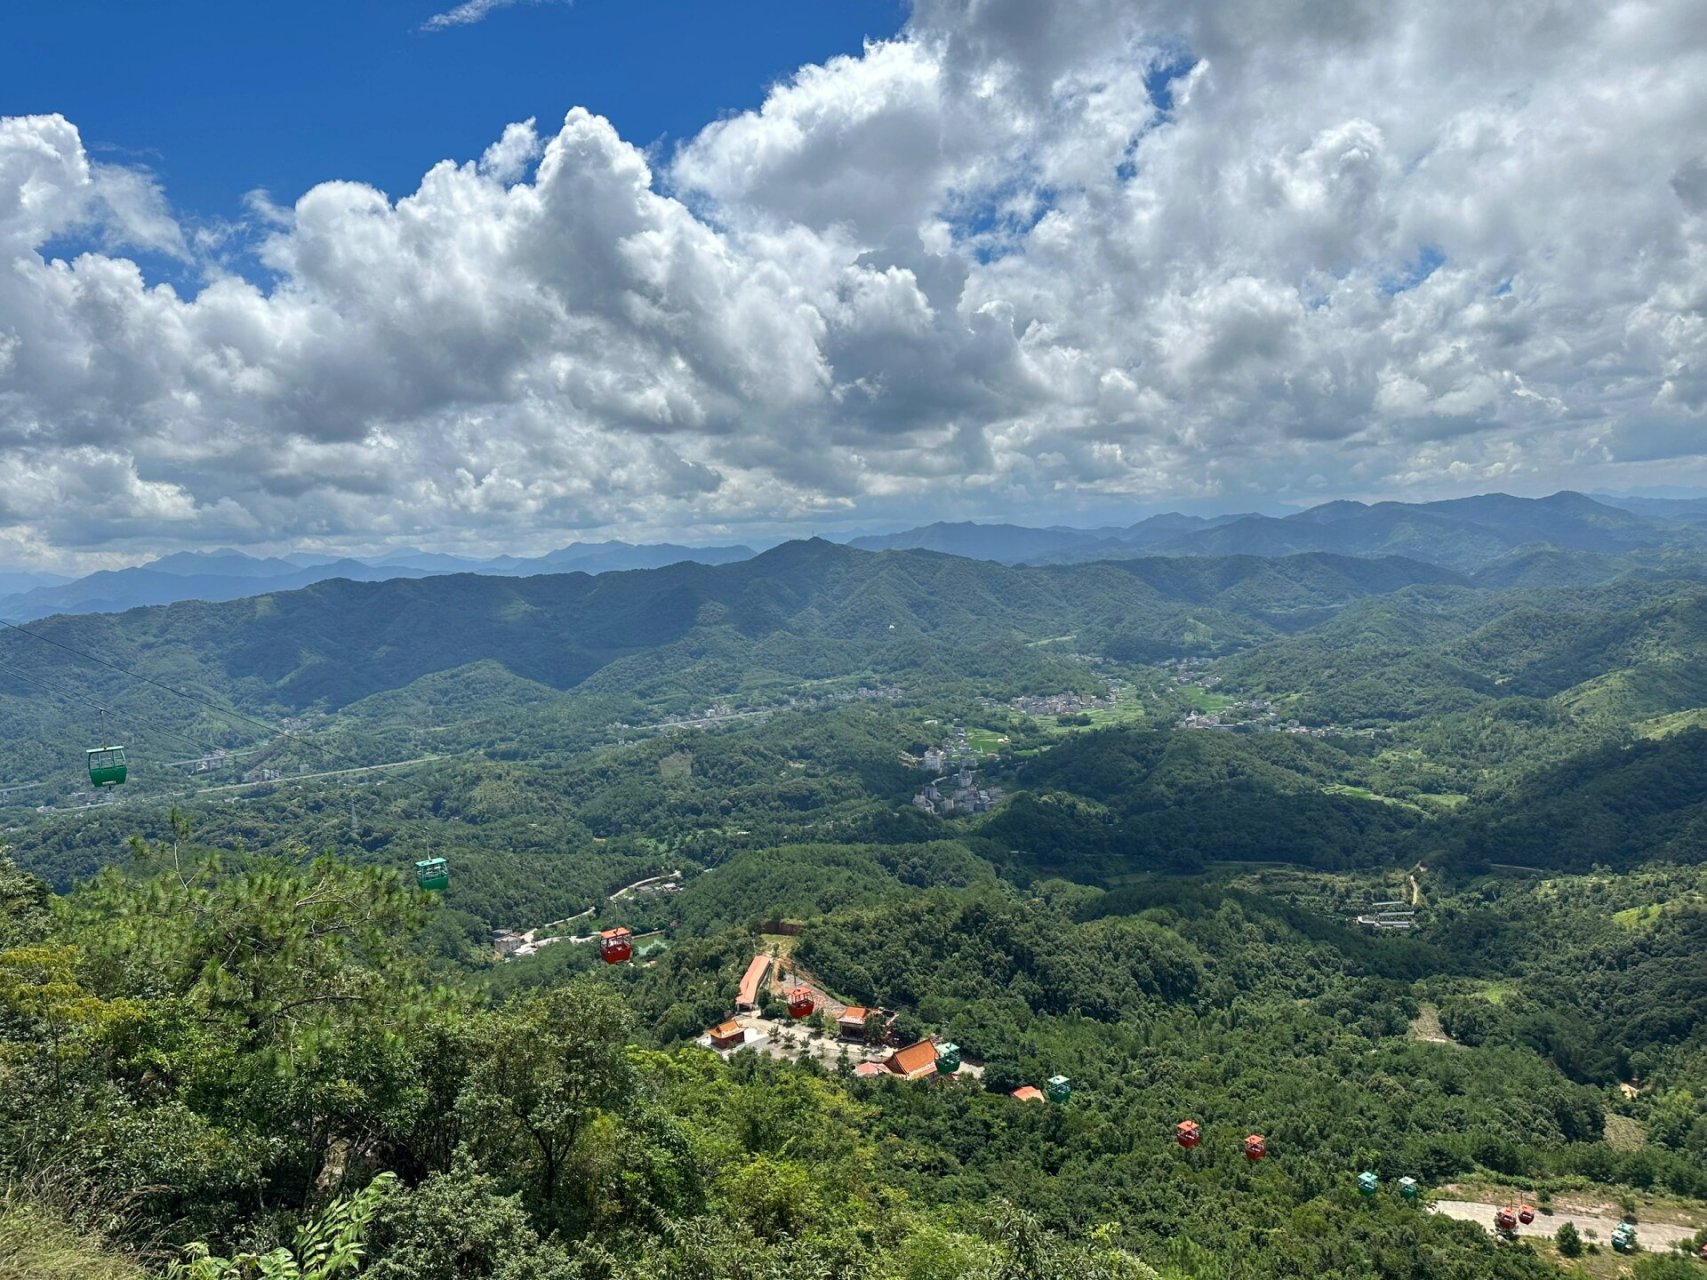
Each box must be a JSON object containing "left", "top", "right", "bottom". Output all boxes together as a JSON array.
[
  {"left": 884, "top": 1040, "right": 939, "bottom": 1078},
  {"left": 736, "top": 953, "right": 772, "bottom": 1007}
]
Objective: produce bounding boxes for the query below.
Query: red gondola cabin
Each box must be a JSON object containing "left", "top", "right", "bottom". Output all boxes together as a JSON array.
[
  {"left": 1494, "top": 1206, "right": 1518, "bottom": 1233},
  {"left": 786, "top": 987, "right": 816, "bottom": 1019},
  {"left": 1517, "top": 1205, "right": 1535, "bottom": 1225},
  {"left": 600, "top": 927, "right": 634, "bottom": 965},
  {"left": 1176, "top": 1121, "right": 1201, "bottom": 1149},
  {"left": 1243, "top": 1134, "right": 1267, "bottom": 1161}
]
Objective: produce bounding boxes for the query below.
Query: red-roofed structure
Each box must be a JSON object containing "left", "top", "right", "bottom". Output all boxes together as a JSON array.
[
  {"left": 838, "top": 1006, "right": 872, "bottom": 1038},
  {"left": 706, "top": 1020, "right": 745, "bottom": 1051},
  {"left": 735, "top": 954, "right": 772, "bottom": 1010},
  {"left": 884, "top": 1040, "right": 940, "bottom": 1081},
  {"left": 1011, "top": 1085, "right": 1045, "bottom": 1102}
]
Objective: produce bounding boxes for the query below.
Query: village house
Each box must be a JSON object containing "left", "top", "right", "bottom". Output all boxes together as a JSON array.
[
  {"left": 706, "top": 1020, "right": 745, "bottom": 1051},
  {"left": 837, "top": 1006, "right": 871, "bottom": 1038},
  {"left": 883, "top": 1040, "right": 939, "bottom": 1082},
  {"left": 1011, "top": 1085, "right": 1046, "bottom": 1102}
]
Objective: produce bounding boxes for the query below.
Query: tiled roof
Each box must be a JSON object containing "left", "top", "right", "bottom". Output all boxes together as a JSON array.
[
  {"left": 736, "top": 954, "right": 771, "bottom": 1006},
  {"left": 1011, "top": 1085, "right": 1045, "bottom": 1102},
  {"left": 708, "top": 1020, "right": 743, "bottom": 1039},
  {"left": 885, "top": 1040, "right": 939, "bottom": 1077}
]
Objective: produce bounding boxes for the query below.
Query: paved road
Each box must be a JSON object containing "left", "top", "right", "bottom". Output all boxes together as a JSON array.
[{"left": 1431, "top": 1199, "right": 1699, "bottom": 1250}]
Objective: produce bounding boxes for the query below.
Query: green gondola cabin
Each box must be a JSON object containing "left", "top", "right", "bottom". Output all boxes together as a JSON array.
[
  {"left": 1358, "top": 1172, "right": 1379, "bottom": 1196},
  {"left": 1045, "top": 1075, "right": 1072, "bottom": 1104},
  {"left": 86, "top": 746, "right": 127, "bottom": 787},
  {"left": 1398, "top": 1177, "right": 1419, "bottom": 1201},
  {"left": 415, "top": 857, "right": 450, "bottom": 892},
  {"left": 1610, "top": 1222, "right": 1637, "bottom": 1253},
  {"left": 935, "top": 1042, "right": 961, "bottom": 1072}
]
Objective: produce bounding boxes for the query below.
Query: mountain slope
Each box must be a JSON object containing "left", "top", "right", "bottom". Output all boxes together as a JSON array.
[{"left": 0, "top": 542, "right": 759, "bottom": 622}]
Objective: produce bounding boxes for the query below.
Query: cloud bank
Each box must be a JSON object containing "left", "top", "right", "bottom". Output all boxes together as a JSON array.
[{"left": 1, "top": 0, "right": 1704, "bottom": 566}]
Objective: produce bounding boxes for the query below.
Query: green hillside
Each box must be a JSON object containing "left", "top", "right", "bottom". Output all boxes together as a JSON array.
[{"left": 8, "top": 541, "right": 1707, "bottom": 1277}]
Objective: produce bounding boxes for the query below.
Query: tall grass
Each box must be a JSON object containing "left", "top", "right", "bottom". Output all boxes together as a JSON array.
[{"left": 0, "top": 1190, "right": 147, "bottom": 1280}]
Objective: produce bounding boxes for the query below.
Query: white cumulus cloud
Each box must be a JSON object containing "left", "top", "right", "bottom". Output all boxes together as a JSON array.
[{"left": 1, "top": 0, "right": 1705, "bottom": 568}]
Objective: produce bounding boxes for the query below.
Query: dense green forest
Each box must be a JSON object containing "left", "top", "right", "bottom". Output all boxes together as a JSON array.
[{"left": 9, "top": 541, "right": 1707, "bottom": 1276}]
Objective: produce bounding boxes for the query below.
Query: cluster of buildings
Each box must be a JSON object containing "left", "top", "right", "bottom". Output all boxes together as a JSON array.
[
  {"left": 608, "top": 684, "right": 905, "bottom": 737},
  {"left": 1176, "top": 708, "right": 1379, "bottom": 738},
  {"left": 1006, "top": 689, "right": 1116, "bottom": 717},
  {"left": 912, "top": 769, "right": 1002, "bottom": 816},
  {"left": 693, "top": 953, "right": 980, "bottom": 1088},
  {"left": 1355, "top": 899, "right": 1420, "bottom": 930},
  {"left": 905, "top": 722, "right": 982, "bottom": 775},
  {"left": 700, "top": 1015, "right": 962, "bottom": 1086},
  {"left": 913, "top": 744, "right": 974, "bottom": 774},
  {"left": 906, "top": 726, "right": 1004, "bottom": 816}
]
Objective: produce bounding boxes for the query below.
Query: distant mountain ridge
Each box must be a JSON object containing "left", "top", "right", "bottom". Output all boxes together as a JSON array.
[
  {"left": 852, "top": 492, "right": 1707, "bottom": 571},
  {"left": 5, "top": 491, "right": 1699, "bottom": 624},
  {"left": 0, "top": 540, "right": 756, "bottom": 622},
  {"left": 0, "top": 570, "right": 70, "bottom": 597}
]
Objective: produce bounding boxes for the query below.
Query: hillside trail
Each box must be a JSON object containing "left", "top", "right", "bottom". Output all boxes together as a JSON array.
[
  {"left": 518, "top": 869, "right": 682, "bottom": 943},
  {"left": 1431, "top": 1199, "right": 1699, "bottom": 1249}
]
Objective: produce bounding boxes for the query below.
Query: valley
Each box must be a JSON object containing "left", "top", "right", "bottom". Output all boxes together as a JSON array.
[{"left": 8, "top": 499, "right": 1707, "bottom": 1277}]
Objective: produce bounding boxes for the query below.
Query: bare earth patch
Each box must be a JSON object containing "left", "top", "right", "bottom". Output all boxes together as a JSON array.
[{"left": 1407, "top": 1004, "right": 1457, "bottom": 1045}]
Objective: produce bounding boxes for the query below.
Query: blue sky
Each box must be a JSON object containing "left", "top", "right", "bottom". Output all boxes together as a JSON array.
[
  {"left": 2, "top": 0, "right": 905, "bottom": 221},
  {"left": 0, "top": 0, "right": 1702, "bottom": 569}
]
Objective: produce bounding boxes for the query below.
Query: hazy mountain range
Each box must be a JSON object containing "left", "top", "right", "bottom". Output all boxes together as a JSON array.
[
  {"left": 4, "top": 491, "right": 1703, "bottom": 623},
  {"left": 850, "top": 491, "right": 1707, "bottom": 569},
  {"left": 0, "top": 540, "right": 755, "bottom": 622}
]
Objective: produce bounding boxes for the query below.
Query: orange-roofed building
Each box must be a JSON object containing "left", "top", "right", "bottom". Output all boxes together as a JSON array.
[
  {"left": 1011, "top": 1085, "right": 1045, "bottom": 1102},
  {"left": 884, "top": 1039, "right": 940, "bottom": 1081},
  {"left": 853, "top": 1062, "right": 886, "bottom": 1077},
  {"left": 838, "top": 1007, "right": 872, "bottom": 1038},
  {"left": 735, "top": 954, "right": 772, "bottom": 1010},
  {"left": 706, "top": 1020, "right": 745, "bottom": 1051}
]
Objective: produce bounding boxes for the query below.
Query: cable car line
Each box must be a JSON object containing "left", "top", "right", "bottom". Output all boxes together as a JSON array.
[
  {"left": 0, "top": 655, "right": 230, "bottom": 760},
  {"left": 1, "top": 614, "right": 571, "bottom": 894},
  {"left": 0, "top": 614, "right": 315, "bottom": 753}
]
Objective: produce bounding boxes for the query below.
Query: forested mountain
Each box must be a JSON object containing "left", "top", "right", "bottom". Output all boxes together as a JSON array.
[
  {"left": 10, "top": 492, "right": 1694, "bottom": 628},
  {"left": 9, "top": 528, "right": 1707, "bottom": 1278},
  {"left": 0, "top": 543, "right": 1455, "bottom": 750},
  {"left": 0, "top": 541, "right": 757, "bottom": 622}
]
